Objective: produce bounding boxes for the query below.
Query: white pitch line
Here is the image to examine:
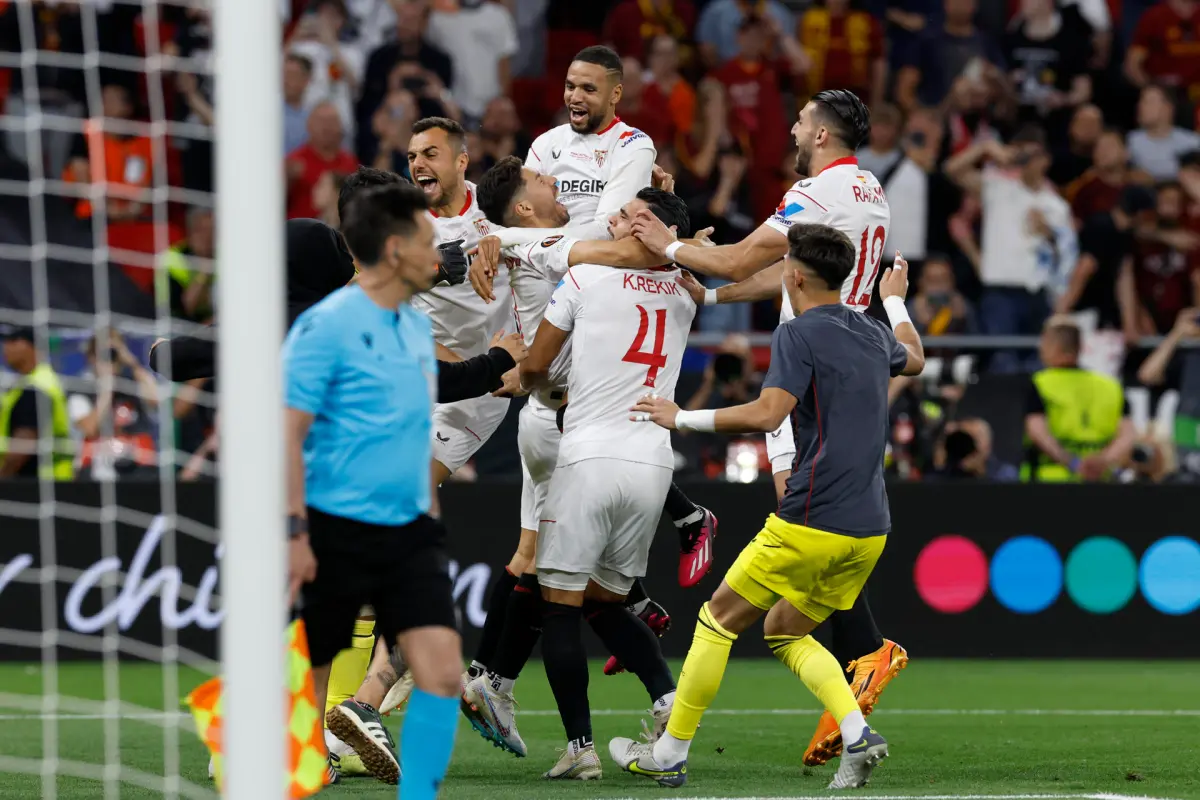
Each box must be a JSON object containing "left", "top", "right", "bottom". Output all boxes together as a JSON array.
[
  {"left": 605, "top": 795, "right": 1184, "bottom": 800},
  {"left": 2, "top": 710, "right": 1200, "bottom": 724}
]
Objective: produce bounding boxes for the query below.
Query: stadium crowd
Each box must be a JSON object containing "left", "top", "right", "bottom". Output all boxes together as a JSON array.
[{"left": 0, "top": 0, "right": 1198, "bottom": 483}]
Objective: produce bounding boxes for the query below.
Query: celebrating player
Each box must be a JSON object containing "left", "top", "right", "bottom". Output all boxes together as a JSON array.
[
  {"left": 518, "top": 186, "right": 696, "bottom": 780},
  {"left": 631, "top": 88, "right": 910, "bottom": 765},
  {"left": 610, "top": 224, "right": 926, "bottom": 790}
]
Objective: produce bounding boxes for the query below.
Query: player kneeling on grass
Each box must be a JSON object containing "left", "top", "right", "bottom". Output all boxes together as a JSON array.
[{"left": 611, "top": 223, "right": 925, "bottom": 790}]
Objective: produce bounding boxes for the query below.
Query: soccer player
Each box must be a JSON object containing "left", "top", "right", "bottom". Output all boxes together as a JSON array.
[
  {"left": 284, "top": 182, "right": 464, "bottom": 800},
  {"left": 611, "top": 224, "right": 925, "bottom": 790},
  {"left": 517, "top": 187, "right": 696, "bottom": 779},
  {"left": 629, "top": 88, "right": 909, "bottom": 765}
]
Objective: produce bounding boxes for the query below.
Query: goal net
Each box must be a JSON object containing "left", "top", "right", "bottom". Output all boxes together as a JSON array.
[{"left": 0, "top": 1, "right": 285, "bottom": 798}]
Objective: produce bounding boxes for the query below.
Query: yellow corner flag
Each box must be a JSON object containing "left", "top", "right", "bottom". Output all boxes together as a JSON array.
[{"left": 185, "top": 619, "right": 330, "bottom": 797}]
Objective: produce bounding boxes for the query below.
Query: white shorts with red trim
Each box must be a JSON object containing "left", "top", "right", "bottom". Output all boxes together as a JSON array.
[
  {"left": 518, "top": 399, "right": 561, "bottom": 531},
  {"left": 431, "top": 394, "right": 510, "bottom": 475},
  {"left": 766, "top": 416, "right": 796, "bottom": 476}
]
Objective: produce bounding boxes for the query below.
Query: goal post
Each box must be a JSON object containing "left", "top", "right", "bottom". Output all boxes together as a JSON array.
[{"left": 212, "top": 0, "right": 288, "bottom": 797}]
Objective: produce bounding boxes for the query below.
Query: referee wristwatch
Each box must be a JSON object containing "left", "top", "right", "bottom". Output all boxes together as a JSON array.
[{"left": 288, "top": 515, "right": 308, "bottom": 540}]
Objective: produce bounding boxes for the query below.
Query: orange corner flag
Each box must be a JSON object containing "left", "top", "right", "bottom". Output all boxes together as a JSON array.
[{"left": 184, "top": 619, "right": 330, "bottom": 797}]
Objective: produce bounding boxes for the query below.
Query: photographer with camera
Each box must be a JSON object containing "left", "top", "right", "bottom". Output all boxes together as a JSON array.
[
  {"left": 681, "top": 334, "right": 761, "bottom": 474},
  {"left": 1136, "top": 307, "right": 1200, "bottom": 482}
]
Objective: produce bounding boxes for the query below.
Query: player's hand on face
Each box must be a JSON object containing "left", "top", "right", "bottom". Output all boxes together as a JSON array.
[
  {"left": 492, "top": 366, "right": 528, "bottom": 398},
  {"left": 693, "top": 226, "right": 716, "bottom": 247},
  {"left": 467, "top": 235, "right": 502, "bottom": 301},
  {"left": 676, "top": 270, "right": 706, "bottom": 306},
  {"left": 629, "top": 394, "right": 680, "bottom": 430},
  {"left": 287, "top": 534, "right": 317, "bottom": 607},
  {"left": 630, "top": 209, "right": 677, "bottom": 257},
  {"left": 491, "top": 331, "right": 527, "bottom": 364},
  {"left": 878, "top": 251, "right": 910, "bottom": 301},
  {"left": 652, "top": 164, "right": 675, "bottom": 194}
]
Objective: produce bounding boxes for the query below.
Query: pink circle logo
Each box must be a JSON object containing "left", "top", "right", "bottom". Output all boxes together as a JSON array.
[{"left": 914, "top": 535, "right": 989, "bottom": 613}]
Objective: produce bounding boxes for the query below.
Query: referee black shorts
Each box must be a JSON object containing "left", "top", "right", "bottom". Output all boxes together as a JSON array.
[{"left": 301, "top": 508, "right": 457, "bottom": 668}]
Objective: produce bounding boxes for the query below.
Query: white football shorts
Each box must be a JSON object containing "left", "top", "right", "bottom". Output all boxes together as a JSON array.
[
  {"left": 430, "top": 394, "right": 510, "bottom": 474},
  {"left": 536, "top": 458, "right": 673, "bottom": 595},
  {"left": 766, "top": 416, "right": 796, "bottom": 475},
  {"left": 518, "top": 400, "right": 561, "bottom": 532}
]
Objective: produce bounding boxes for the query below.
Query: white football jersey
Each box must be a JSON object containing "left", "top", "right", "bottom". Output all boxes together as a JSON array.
[
  {"left": 525, "top": 118, "right": 656, "bottom": 235},
  {"left": 543, "top": 263, "right": 696, "bottom": 469},
  {"left": 411, "top": 181, "right": 513, "bottom": 358},
  {"left": 764, "top": 157, "right": 891, "bottom": 320},
  {"left": 504, "top": 233, "right": 578, "bottom": 408}
]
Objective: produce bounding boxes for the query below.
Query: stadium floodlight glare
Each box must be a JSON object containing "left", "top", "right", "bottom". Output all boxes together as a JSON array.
[{"left": 0, "top": 1, "right": 286, "bottom": 797}]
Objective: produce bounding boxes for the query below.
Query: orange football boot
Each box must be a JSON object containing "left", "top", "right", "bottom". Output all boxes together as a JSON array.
[{"left": 802, "top": 639, "right": 909, "bottom": 767}]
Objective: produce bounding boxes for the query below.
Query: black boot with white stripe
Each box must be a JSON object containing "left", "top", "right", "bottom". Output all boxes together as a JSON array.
[{"left": 326, "top": 699, "right": 400, "bottom": 785}]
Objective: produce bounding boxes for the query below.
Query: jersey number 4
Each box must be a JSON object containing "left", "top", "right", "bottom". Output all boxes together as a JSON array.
[
  {"left": 849, "top": 225, "right": 886, "bottom": 308},
  {"left": 622, "top": 304, "right": 667, "bottom": 388}
]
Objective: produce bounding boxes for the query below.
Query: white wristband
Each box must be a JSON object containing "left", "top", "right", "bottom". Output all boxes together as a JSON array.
[
  {"left": 664, "top": 241, "right": 685, "bottom": 262},
  {"left": 675, "top": 409, "right": 717, "bottom": 433},
  {"left": 703, "top": 288, "right": 718, "bottom": 306},
  {"left": 882, "top": 296, "right": 911, "bottom": 331}
]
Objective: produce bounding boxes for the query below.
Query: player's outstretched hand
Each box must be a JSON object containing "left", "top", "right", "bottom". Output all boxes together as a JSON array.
[
  {"left": 631, "top": 209, "right": 677, "bottom": 257},
  {"left": 878, "top": 251, "right": 910, "bottom": 301},
  {"left": 693, "top": 226, "right": 716, "bottom": 247},
  {"left": 652, "top": 164, "right": 675, "bottom": 194},
  {"left": 287, "top": 534, "right": 317, "bottom": 607},
  {"left": 436, "top": 238, "right": 469, "bottom": 286},
  {"left": 492, "top": 366, "right": 529, "bottom": 398},
  {"left": 676, "top": 271, "right": 706, "bottom": 306},
  {"left": 491, "top": 330, "right": 527, "bottom": 364},
  {"left": 630, "top": 394, "right": 680, "bottom": 430},
  {"left": 468, "top": 235, "right": 502, "bottom": 303}
]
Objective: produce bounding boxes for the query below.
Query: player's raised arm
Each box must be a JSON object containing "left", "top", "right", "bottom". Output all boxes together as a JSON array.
[
  {"left": 877, "top": 253, "right": 926, "bottom": 376},
  {"left": 631, "top": 210, "right": 789, "bottom": 282},
  {"left": 631, "top": 387, "right": 798, "bottom": 434}
]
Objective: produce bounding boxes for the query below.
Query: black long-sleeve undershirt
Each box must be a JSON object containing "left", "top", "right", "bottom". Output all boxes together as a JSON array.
[{"left": 149, "top": 336, "right": 517, "bottom": 402}]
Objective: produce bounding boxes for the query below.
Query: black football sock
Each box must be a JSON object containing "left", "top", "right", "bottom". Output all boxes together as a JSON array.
[
  {"left": 584, "top": 600, "right": 675, "bottom": 702},
  {"left": 829, "top": 586, "right": 885, "bottom": 671},
  {"left": 663, "top": 482, "right": 702, "bottom": 526},
  {"left": 488, "top": 573, "right": 543, "bottom": 683},
  {"left": 469, "top": 566, "right": 519, "bottom": 678},
  {"left": 541, "top": 601, "right": 592, "bottom": 744},
  {"left": 624, "top": 579, "right": 650, "bottom": 614}
]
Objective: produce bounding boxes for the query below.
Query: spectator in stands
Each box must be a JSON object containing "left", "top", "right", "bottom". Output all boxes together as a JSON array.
[
  {"left": 1179, "top": 150, "right": 1200, "bottom": 229},
  {"left": 426, "top": 0, "right": 518, "bottom": 125},
  {"left": 158, "top": 207, "right": 215, "bottom": 322},
  {"left": 859, "top": 105, "right": 941, "bottom": 264},
  {"left": 283, "top": 53, "right": 314, "bottom": 155},
  {"left": 288, "top": 0, "right": 366, "bottom": 150},
  {"left": 286, "top": 102, "right": 358, "bottom": 220},
  {"left": 1065, "top": 127, "right": 1133, "bottom": 223},
  {"left": 712, "top": 15, "right": 798, "bottom": 223},
  {"left": 895, "top": 0, "right": 1007, "bottom": 111},
  {"left": 1120, "top": 181, "right": 1200, "bottom": 337},
  {"left": 1024, "top": 319, "right": 1135, "bottom": 482},
  {"left": 696, "top": 0, "right": 795, "bottom": 67},
  {"left": 639, "top": 36, "right": 698, "bottom": 150},
  {"left": 0, "top": 327, "right": 72, "bottom": 480},
  {"left": 908, "top": 254, "right": 979, "bottom": 337},
  {"left": 1125, "top": 0, "right": 1200, "bottom": 112},
  {"left": 1137, "top": 306, "right": 1200, "bottom": 480},
  {"left": 603, "top": 0, "right": 696, "bottom": 67},
  {"left": 1127, "top": 84, "right": 1200, "bottom": 181},
  {"left": 1058, "top": 185, "right": 1156, "bottom": 326},
  {"left": 946, "top": 125, "right": 1076, "bottom": 371},
  {"left": 67, "top": 331, "right": 159, "bottom": 481},
  {"left": 370, "top": 84, "right": 420, "bottom": 176},
  {"left": 1049, "top": 104, "right": 1103, "bottom": 188},
  {"left": 1004, "top": 0, "right": 1094, "bottom": 138},
  {"left": 473, "top": 96, "right": 531, "bottom": 178},
  {"left": 166, "top": 5, "right": 215, "bottom": 194},
  {"left": 798, "top": 0, "right": 886, "bottom": 109},
  {"left": 680, "top": 333, "right": 761, "bottom": 472},
  {"left": 357, "top": 0, "right": 453, "bottom": 161}
]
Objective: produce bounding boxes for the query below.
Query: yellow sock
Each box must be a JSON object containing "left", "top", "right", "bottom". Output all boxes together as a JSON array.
[
  {"left": 665, "top": 602, "right": 738, "bottom": 741},
  {"left": 765, "top": 634, "right": 858, "bottom": 723},
  {"left": 324, "top": 618, "right": 376, "bottom": 719}
]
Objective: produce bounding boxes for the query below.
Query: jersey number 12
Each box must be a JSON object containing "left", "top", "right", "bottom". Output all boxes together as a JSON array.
[{"left": 622, "top": 304, "right": 668, "bottom": 388}]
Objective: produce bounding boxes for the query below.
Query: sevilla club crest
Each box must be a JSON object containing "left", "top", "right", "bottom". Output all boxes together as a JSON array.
[{"left": 594, "top": 150, "right": 607, "bottom": 167}]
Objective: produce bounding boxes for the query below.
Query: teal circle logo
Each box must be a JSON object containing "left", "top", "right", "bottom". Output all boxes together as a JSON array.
[
  {"left": 1064, "top": 537, "right": 1137, "bottom": 614},
  {"left": 1139, "top": 536, "right": 1200, "bottom": 615}
]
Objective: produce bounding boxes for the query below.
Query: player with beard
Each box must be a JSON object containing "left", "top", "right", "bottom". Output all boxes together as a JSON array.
[
  {"left": 623, "top": 88, "right": 909, "bottom": 768},
  {"left": 468, "top": 46, "right": 719, "bottom": 686}
]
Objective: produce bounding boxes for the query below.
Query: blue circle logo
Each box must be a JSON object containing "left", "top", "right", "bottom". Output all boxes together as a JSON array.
[
  {"left": 1139, "top": 536, "right": 1200, "bottom": 615},
  {"left": 990, "top": 535, "right": 1063, "bottom": 614}
]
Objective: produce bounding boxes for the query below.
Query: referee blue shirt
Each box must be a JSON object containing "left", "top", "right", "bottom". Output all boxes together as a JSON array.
[{"left": 284, "top": 284, "right": 437, "bottom": 526}]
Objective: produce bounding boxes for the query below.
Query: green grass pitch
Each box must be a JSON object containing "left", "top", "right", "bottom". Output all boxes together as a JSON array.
[{"left": 0, "top": 659, "right": 1197, "bottom": 799}]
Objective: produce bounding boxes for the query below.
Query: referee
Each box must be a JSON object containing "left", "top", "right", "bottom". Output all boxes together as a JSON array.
[{"left": 284, "top": 182, "right": 460, "bottom": 800}]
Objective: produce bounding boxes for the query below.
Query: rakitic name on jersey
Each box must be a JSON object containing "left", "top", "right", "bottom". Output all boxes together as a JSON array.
[{"left": 853, "top": 185, "right": 887, "bottom": 205}]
